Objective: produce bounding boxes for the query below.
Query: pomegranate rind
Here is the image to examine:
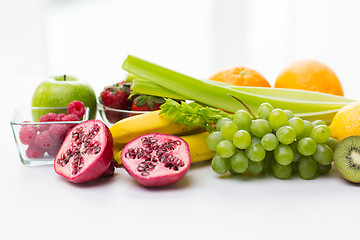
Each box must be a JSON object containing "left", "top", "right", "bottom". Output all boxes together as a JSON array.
[
  {"left": 54, "top": 120, "right": 114, "bottom": 183},
  {"left": 121, "top": 133, "right": 191, "bottom": 187}
]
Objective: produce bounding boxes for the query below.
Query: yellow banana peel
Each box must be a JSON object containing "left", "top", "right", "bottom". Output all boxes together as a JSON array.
[
  {"left": 110, "top": 110, "right": 197, "bottom": 144},
  {"left": 180, "top": 131, "right": 214, "bottom": 164}
]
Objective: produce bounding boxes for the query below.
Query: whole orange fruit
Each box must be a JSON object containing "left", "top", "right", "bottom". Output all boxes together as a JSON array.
[
  {"left": 275, "top": 59, "right": 343, "bottom": 96},
  {"left": 329, "top": 102, "right": 360, "bottom": 141},
  {"left": 209, "top": 67, "right": 271, "bottom": 87}
]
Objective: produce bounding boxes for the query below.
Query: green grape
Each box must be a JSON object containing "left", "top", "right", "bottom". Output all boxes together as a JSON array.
[
  {"left": 310, "top": 125, "right": 331, "bottom": 143},
  {"left": 274, "top": 144, "right": 294, "bottom": 165},
  {"left": 276, "top": 126, "right": 296, "bottom": 144},
  {"left": 312, "top": 144, "right": 333, "bottom": 165},
  {"left": 262, "top": 151, "right": 274, "bottom": 174},
  {"left": 216, "top": 117, "right": 232, "bottom": 131},
  {"left": 233, "top": 130, "right": 251, "bottom": 149},
  {"left": 298, "top": 156, "right": 317, "bottom": 180},
  {"left": 290, "top": 141, "right": 301, "bottom": 162},
  {"left": 230, "top": 150, "right": 249, "bottom": 173},
  {"left": 250, "top": 119, "right": 272, "bottom": 137},
  {"left": 297, "top": 120, "right": 314, "bottom": 139},
  {"left": 261, "top": 133, "right": 279, "bottom": 151},
  {"left": 292, "top": 161, "right": 298, "bottom": 174},
  {"left": 326, "top": 137, "right": 339, "bottom": 151},
  {"left": 216, "top": 140, "right": 236, "bottom": 158},
  {"left": 221, "top": 121, "right": 238, "bottom": 141},
  {"left": 317, "top": 163, "right": 332, "bottom": 175},
  {"left": 233, "top": 110, "right": 252, "bottom": 132},
  {"left": 245, "top": 142, "right": 266, "bottom": 162},
  {"left": 312, "top": 120, "right": 327, "bottom": 127},
  {"left": 206, "top": 131, "right": 223, "bottom": 151},
  {"left": 247, "top": 160, "right": 264, "bottom": 174},
  {"left": 269, "top": 108, "right": 288, "bottom": 131},
  {"left": 258, "top": 102, "right": 274, "bottom": 120},
  {"left": 287, "top": 117, "right": 305, "bottom": 137},
  {"left": 284, "top": 109, "right": 294, "bottom": 120},
  {"left": 211, "top": 154, "right": 231, "bottom": 174},
  {"left": 229, "top": 168, "right": 241, "bottom": 176},
  {"left": 251, "top": 137, "right": 262, "bottom": 144},
  {"left": 272, "top": 160, "right": 292, "bottom": 179},
  {"left": 297, "top": 137, "right": 317, "bottom": 156}
]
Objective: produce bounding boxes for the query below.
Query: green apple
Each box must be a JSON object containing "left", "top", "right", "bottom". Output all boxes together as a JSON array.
[{"left": 31, "top": 75, "right": 97, "bottom": 121}]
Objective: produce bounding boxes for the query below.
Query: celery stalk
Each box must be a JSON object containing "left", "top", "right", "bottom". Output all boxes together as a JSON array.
[
  {"left": 123, "top": 55, "right": 354, "bottom": 122},
  {"left": 131, "top": 78, "right": 185, "bottom": 99},
  {"left": 132, "top": 78, "right": 354, "bottom": 104}
]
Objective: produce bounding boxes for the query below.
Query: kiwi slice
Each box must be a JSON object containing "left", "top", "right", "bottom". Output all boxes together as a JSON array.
[{"left": 333, "top": 136, "right": 360, "bottom": 183}]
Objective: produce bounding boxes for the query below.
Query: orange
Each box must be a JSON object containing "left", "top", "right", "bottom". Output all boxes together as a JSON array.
[
  {"left": 209, "top": 67, "right": 271, "bottom": 87},
  {"left": 329, "top": 102, "right": 360, "bottom": 141},
  {"left": 275, "top": 59, "right": 343, "bottom": 96}
]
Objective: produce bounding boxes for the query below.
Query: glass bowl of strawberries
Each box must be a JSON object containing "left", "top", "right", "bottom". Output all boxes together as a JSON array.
[
  {"left": 97, "top": 103, "right": 151, "bottom": 125},
  {"left": 98, "top": 80, "right": 165, "bottom": 125},
  {"left": 10, "top": 101, "right": 89, "bottom": 166}
]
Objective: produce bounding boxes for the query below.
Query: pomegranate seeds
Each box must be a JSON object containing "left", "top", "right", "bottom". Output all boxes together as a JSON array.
[
  {"left": 54, "top": 120, "right": 114, "bottom": 183},
  {"left": 121, "top": 133, "right": 191, "bottom": 187}
]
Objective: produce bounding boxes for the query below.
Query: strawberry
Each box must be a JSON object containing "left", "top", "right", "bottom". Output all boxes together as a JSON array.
[
  {"left": 100, "top": 81, "right": 131, "bottom": 123},
  {"left": 100, "top": 82, "right": 131, "bottom": 110},
  {"left": 131, "top": 95, "right": 165, "bottom": 111}
]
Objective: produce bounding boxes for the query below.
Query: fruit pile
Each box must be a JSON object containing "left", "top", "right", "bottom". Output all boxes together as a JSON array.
[
  {"left": 206, "top": 102, "right": 338, "bottom": 180},
  {"left": 19, "top": 101, "right": 86, "bottom": 159},
  {"left": 99, "top": 79, "right": 165, "bottom": 123}
]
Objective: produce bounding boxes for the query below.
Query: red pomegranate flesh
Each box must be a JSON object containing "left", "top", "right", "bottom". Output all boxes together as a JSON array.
[
  {"left": 54, "top": 120, "right": 114, "bottom": 183},
  {"left": 121, "top": 133, "right": 191, "bottom": 187}
]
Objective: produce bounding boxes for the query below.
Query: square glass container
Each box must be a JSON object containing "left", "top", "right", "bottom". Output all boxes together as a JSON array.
[{"left": 10, "top": 107, "right": 89, "bottom": 166}]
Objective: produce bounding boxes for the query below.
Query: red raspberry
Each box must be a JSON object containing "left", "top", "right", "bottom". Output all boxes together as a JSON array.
[
  {"left": 48, "top": 124, "right": 69, "bottom": 142},
  {"left": 67, "top": 100, "right": 86, "bottom": 118},
  {"left": 39, "top": 112, "right": 58, "bottom": 122},
  {"left": 57, "top": 113, "right": 66, "bottom": 121},
  {"left": 26, "top": 143, "right": 45, "bottom": 158},
  {"left": 19, "top": 125, "right": 38, "bottom": 145},
  {"left": 35, "top": 130, "right": 57, "bottom": 150},
  {"left": 39, "top": 112, "right": 58, "bottom": 132},
  {"left": 61, "top": 114, "right": 81, "bottom": 130},
  {"left": 46, "top": 144, "right": 61, "bottom": 157},
  {"left": 62, "top": 114, "right": 81, "bottom": 121}
]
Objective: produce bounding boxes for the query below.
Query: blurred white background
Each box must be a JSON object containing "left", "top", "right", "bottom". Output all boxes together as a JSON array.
[{"left": 1, "top": 0, "right": 360, "bottom": 98}]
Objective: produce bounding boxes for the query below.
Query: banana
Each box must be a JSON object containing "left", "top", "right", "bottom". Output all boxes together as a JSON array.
[
  {"left": 113, "top": 149, "right": 122, "bottom": 165},
  {"left": 180, "top": 131, "right": 214, "bottom": 163},
  {"left": 112, "top": 131, "right": 214, "bottom": 165},
  {"left": 110, "top": 110, "right": 197, "bottom": 144},
  {"left": 113, "top": 142, "right": 125, "bottom": 165}
]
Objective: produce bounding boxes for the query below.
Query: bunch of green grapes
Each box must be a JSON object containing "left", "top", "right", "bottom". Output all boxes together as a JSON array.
[{"left": 206, "top": 103, "right": 339, "bottom": 180}]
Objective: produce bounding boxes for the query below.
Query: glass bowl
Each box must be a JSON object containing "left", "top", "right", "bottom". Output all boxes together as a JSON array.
[
  {"left": 97, "top": 102, "right": 150, "bottom": 126},
  {"left": 10, "top": 107, "right": 89, "bottom": 166}
]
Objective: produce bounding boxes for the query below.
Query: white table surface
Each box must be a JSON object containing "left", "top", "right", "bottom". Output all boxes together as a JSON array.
[{"left": 1, "top": 75, "right": 360, "bottom": 240}]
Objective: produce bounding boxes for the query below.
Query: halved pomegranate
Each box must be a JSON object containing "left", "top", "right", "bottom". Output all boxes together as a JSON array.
[
  {"left": 121, "top": 133, "right": 191, "bottom": 187},
  {"left": 54, "top": 120, "right": 113, "bottom": 183}
]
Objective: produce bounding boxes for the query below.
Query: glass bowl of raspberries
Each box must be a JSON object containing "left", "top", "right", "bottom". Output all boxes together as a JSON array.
[{"left": 10, "top": 101, "right": 89, "bottom": 166}]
